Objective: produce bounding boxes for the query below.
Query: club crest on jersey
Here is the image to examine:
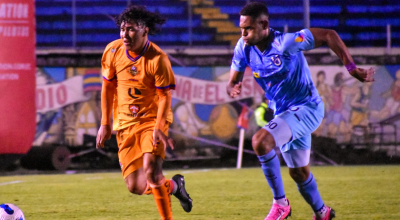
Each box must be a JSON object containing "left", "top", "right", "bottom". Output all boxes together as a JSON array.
[
  {"left": 129, "top": 65, "right": 138, "bottom": 76},
  {"left": 271, "top": 55, "right": 282, "bottom": 66},
  {"left": 295, "top": 34, "right": 305, "bottom": 42},
  {"left": 129, "top": 104, "right": 139, "bottom": 114},
  {"left": 253, "top": 72, "right": 260, "bottom": 78}
]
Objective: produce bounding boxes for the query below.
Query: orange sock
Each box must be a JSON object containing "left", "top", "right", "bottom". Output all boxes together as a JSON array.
[
  {"left": 143, "top": 180, "right": 174, "bottom": 195},
  {"left": 142, "top": 183, "right": 152, "bottom": 195},
  {"left": 142, "top": 180, "right": 174, "bottom": 195},
  {"left": 150, "top": 178, "right": 173, "bottom": 220}
]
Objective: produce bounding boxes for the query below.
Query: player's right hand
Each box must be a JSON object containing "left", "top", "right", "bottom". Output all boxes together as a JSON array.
[
  {"left": 350, "top": 67, "right": 375, "bottom": 82},
  {"left": 227, "top": 82, "right": 242, "bottom": 98},
  {"left": 96, "top": 125, "right": 112, "bottom": 149}
]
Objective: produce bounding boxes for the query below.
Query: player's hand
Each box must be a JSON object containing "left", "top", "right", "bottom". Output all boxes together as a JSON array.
[
  {"left": 227, "top": 81, "right": 242, "bottom": 98},
  {"left": 96, "top": 125, "right": 112, "bottom": 149},
  {"left": 153, "top": 129, "right": 175, "bottom": 151},
  {"left": 350, "top": 67, "right": 375, "bottom": 82}
]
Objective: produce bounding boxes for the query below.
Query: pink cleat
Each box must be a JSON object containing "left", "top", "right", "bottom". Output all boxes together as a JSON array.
[
  {"left": 264, "top": 200, "right": 291, "bottom": 220},
  {"left": 313, "top": 206, "right": 335, "bottom": 220}
]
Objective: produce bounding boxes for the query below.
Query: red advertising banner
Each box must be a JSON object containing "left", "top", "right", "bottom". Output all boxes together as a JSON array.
[{"left": 0, "top": 0, "right": 36, "bottom": 154}]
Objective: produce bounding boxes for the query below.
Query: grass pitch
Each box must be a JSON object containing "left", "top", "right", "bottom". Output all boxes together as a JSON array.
[{"left": 1, "top": 165, "right": 399, "bottom": 220}]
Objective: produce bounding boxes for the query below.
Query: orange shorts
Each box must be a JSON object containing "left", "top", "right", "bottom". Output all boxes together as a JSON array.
[{"left": 116, "top": 118, "right": 169, "bottom": 179}]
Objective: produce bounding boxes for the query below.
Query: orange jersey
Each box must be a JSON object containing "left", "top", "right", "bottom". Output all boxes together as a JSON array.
[{"left": 102, "top": 39, "right": 175, "bottom": 130}]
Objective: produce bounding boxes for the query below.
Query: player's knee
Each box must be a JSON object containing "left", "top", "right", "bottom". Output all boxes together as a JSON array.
[
  {"left": 144, "top": 167, "right": 164, "bottom": 185},
  {"left": 126, "top": 182, "right": 145, "bottom": 195},
  {"left": 289, "top": 167, "right": 309, "bottom": 183},
  {"left": 252, "top": 129, "right": 275, "bottom": 155}
]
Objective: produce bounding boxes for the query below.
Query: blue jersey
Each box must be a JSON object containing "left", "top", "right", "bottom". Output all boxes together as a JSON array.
[{"left": 231, "top": 28, "right": 321, "bottom": 115}]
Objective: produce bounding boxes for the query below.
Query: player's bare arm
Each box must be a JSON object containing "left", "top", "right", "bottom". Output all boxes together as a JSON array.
[
  {"left": 309, "top": 28, "right": 375, "bottom": 83},
  {"left": 154, "top": 89, "right": 174, "bottom": 150},
  {"left": 96, "top": 80, "right": 115, "bottom": 149},
  {"left": 227, "top": 69, "right": 244, "bottom": 98}
]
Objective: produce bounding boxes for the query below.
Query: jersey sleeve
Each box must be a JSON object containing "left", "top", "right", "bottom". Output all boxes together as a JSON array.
[
  {"left": 101, "top": 42, "right": 117, "bottom": 82},
  {"left": 230, "top": 39, "right": 248, "bottom": 72},
  {"left": 154, "top": 54, "right": 176, "bottom": 91},
  {"left": 282, "top": 29, "right": 315, "bottom": 55}
]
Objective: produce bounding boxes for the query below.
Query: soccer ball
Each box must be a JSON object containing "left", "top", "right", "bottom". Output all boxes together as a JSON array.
[{"left": 0, "top": 204, "right": 25, "bottom": 220}]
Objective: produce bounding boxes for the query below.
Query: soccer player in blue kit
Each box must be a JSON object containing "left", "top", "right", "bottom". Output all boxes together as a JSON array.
[{"left": 227, "top": 2, "right": 375, "bottom": 220}]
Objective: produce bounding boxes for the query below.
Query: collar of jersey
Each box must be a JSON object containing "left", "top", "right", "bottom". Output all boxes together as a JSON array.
[{"left": 126, "top": 40, "right": 150, "bottom": 62}]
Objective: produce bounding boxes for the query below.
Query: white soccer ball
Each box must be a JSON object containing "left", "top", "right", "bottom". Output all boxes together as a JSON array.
[{"left": 0, "top": 204, "right": 25, "bottom": 220}]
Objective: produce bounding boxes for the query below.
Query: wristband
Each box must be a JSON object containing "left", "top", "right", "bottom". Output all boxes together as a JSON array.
[{"left": 345, "top": 62, "right": 357, "bottom": 73}]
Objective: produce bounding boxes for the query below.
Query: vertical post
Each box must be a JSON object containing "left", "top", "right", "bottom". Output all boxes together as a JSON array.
[
  {"left": 236, "top": 128, "right": 245, "bottom": 169},
  {"left": 386, "top": 24, "right": 391, "bottom": 55},
  {"left": 187, "top": 0, "right": 193, "bottom": 46},
  {"left": 303, "top": 0, "right": 310, "bottom": 29},
  {"left": 72, "top": 0, "right": 76, "bottom": 48}
]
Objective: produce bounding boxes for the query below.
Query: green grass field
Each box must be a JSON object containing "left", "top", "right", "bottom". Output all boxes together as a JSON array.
[{"left": 1, "top": 165, "right": 400, "bottom": 220}]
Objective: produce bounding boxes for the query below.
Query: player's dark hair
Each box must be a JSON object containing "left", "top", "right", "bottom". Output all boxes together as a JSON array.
[
  {"left": 116, "top": 5, "right": 166, "bottom": 35},
  {"left": 240, "top": 2, "right": 269, "bottom": 20}
]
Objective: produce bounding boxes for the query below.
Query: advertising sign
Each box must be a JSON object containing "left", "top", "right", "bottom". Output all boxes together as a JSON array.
[{"left": 0, "top": 1, "right": 36, "bottom": 154}]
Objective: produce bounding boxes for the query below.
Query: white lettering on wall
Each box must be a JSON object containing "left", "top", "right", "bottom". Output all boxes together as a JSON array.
[
  {"left": 0, "top": 3, "right": 30, "bottom": 37},
  {"left": 0, "top": 3, "right": 28, "bottom": 19}
]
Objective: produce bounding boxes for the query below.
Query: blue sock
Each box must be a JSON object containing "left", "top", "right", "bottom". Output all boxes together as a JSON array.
[
  {"left": 258, "top": 150, "right": 285, "bottom": 199},
  {"left": 297, "top": 173, "right": 324, "bottom": 211}
]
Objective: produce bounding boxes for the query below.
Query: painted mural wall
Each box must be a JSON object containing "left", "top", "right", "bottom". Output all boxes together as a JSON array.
[{"left": 34, "top": 65, "right": 400, "bottom": 149}]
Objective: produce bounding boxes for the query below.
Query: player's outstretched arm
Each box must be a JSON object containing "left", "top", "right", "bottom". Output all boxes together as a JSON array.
[
  {"left": 309, "top": 28, "right": 375, "bottom": 82},
  {"left": 154, "top": 89, "right": 174, "bottom": 150},
  {"left": 96, "top": 80, "right": 115, "bottom": 149},
  {"left": 227, "top": 69, "right": 244, "bottom": 98}
]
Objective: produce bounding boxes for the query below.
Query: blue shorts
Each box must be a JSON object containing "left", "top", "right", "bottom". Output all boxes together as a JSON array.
[
  {"left": 262, "top": 100, "right": 324, "bottom": 167},
  {"left": 281, "top": 149, "right": 311, "bottom": 168}
]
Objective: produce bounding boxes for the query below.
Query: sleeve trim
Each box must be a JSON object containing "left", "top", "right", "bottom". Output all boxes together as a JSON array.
[
  {"left": 156, "top": 84, "right": 176, "bottom": 90},
  {"left": 103, "top": 76, "right": 116, "bottom": 82}
]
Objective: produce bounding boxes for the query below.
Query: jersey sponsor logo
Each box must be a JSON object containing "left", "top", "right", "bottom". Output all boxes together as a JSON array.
[
  {"left": 271, "top": 55, "right": 282, "bottom": 66},
  {"left": 128, "top": 87, "right": 141, "bottom": 99},
  {"left": 253, "top": 72, "right": 260, "bottom": 78},
  {"left": 129, "top": 104, "right": 140, "bottom": 114},
  {"left": 124, "top": 112, "right": 146, "bottom": 117},
  {"left": 295, "top": 34, "right": 305, "bottom": 42}
]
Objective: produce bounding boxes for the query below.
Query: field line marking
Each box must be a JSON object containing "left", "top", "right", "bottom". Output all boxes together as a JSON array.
[
  {"left": 164, "top": 168, "right": 234, "bottom": 175},
  {"left": 0, "top": 181, "right": 23, "bottom": 186}
]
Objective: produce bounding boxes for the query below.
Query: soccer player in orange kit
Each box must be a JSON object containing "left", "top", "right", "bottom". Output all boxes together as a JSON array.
[{"left": 96, "top": 5, "right": 192, "bottom": 220}]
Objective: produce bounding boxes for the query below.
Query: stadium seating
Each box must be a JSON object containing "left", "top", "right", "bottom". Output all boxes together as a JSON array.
[
  {"left": 35, "top": 0, "right": 228, "bottom": 48},
  {"left": 35, "top": 0, "right": 399, "bottom": 48},
  {"left": 212, "top": 0, "right": 399, "bottom": 47}
]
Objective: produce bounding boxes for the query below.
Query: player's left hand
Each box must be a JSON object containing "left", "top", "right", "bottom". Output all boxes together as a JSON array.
[
  {"left": 350, "top": 67, "right": 375, "bottom": 82},
  {"left": 227, "top": 81, "right": 242, "bottom": 98},
  {"left": 153, "top": 129, "right": 175, "bottom": 151}
]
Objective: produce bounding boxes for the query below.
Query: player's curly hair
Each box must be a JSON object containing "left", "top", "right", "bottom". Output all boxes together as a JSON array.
[
  {"left": 115, "top": 5, "right": 166, "bottom": 35},
  {"left": 240, "top": 1, "right": 269, "bottom": 20}
]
